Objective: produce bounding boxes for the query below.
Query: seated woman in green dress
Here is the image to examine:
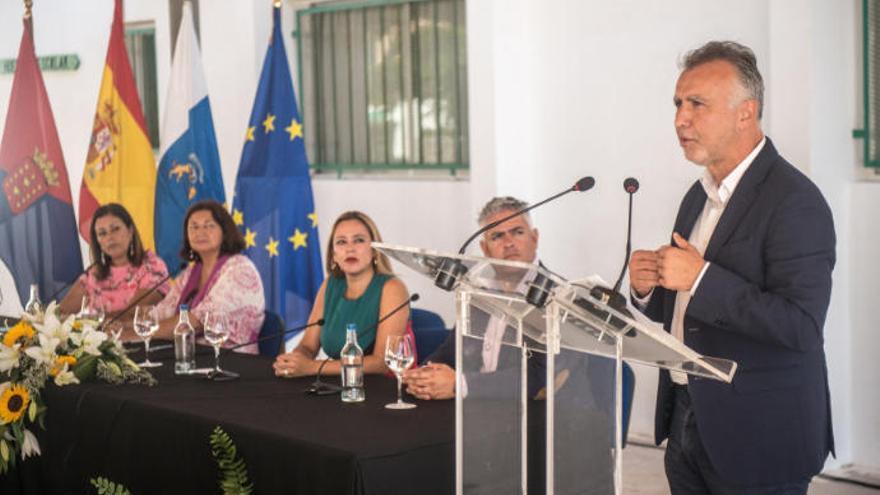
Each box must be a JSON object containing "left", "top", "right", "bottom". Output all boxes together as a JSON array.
[{"left": 272, "top": 211, "right": 410, "bottom": 378}]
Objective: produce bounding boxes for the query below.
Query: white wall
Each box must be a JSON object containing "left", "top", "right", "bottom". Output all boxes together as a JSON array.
[{"left": 0, "top": 0, "right": 876, "bottom": 473}]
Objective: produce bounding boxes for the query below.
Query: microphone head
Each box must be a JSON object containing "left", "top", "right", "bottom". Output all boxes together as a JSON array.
[
  {"left": 315, "top": 319, "right": 325, "bottom": 326},
  {"left": 410, "top": 293, "right": 420, "bottom": 303},
  {"left": 623, "top": 177, "right": 640, "bottom": 194},
  {"left": 573, "top": 176, "right": 596, "bottom": 192}
]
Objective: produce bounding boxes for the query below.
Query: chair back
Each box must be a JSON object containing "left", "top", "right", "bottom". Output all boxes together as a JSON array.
[
  {"left": 258, "top": 310, "right": 285, "bottom": 357},
  {"left": 410, "top": 308, "right": 448, "bottom": 365}
]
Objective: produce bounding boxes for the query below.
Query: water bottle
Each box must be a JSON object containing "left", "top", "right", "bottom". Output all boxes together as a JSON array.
[
  {"left": 340, "top": 323, "right": 365, "bottom": 403},
  {"left": 174, "top": 305, "right": 196, "bottom": 374},
  {"left": 24, "top": 284, "right": 42, "bottom": 316}
]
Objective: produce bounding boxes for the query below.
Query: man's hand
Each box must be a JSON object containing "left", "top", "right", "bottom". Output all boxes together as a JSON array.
[
  {"left": 657, "top": 232, "right": 705, "bottom": 292},
  {"left": 629, "top": 249, "right": 660, "bottom": 297},
  {"left": 403, "top": 362, "right": 455, "bottom": 400}
]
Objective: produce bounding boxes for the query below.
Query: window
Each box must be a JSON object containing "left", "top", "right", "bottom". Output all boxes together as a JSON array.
[
  {"left": 124, "top": 23, "right": 160, "bottom": 149},
  {"left": 295, "top": 0, "right": 469, "bottom": 176},
  {"left": 857, "top": 0, "right": 880, "bottom": 168}
]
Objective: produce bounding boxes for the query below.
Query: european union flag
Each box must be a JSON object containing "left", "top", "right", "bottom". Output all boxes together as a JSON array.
[{"left": 232, "top": 4, "right": 323, "bottom": 341}]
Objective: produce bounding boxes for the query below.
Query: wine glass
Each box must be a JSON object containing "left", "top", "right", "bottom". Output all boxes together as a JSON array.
[
  {"left": 77, "top": 296, "right": 106, "bottom": 327},
  {"left": 204, "top": 312, "right": 239, "bottom": 381},
  {"left": 384, "top": 334, "right": 417, "bottom": 410},
  {"left": 133, "top": 305, "right": 162, "bottom": 368},
  {"left": 105, "top": 322, "right": 124, "bottom": 343}
]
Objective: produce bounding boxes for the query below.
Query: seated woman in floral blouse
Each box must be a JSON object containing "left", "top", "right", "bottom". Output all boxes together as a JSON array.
[
  {"left": 60, "top": 203, "right": 169, "bottom": 317},
  {"left": 152, "top": 200, "right": 265, "bottom": 353}
]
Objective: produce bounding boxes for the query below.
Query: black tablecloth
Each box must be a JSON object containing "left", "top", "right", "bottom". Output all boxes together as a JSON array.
[{"left": 3, "top": 345, "right": 454, "bottom": 495}]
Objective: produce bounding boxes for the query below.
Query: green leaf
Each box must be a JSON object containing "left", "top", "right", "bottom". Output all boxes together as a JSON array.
[
  {"left": 72, "top": 354, "right": 99, "bottom": 381},
  {"left": 0, "top": 439, "right": 9, "bottom": 463},
  {"left": 209, "top": 426, "right": 253, "bottom": 495},
  {"left": 89, "top": 476, "right": 131, "bottom": 495}
]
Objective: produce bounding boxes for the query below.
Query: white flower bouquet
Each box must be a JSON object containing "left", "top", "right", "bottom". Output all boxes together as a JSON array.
[{"left": 0, "top": 302, "right": 155, "bottom": 474}]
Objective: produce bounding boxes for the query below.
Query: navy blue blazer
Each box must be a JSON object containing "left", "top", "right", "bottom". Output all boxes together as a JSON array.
[{"left": 641, "top": 138, "right": 835, "bottom": 486}]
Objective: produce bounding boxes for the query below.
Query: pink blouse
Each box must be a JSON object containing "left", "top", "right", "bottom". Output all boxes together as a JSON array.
[
  {"left": 156, "top": 254, "right": 265, "bottom": 354},
  {"left": 77, "top": 251, "right": 169, "bottom": 313}
]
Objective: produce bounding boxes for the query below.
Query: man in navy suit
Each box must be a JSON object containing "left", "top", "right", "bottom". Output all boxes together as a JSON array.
[{"left": 629, "top": 41, "right": 835, "bottom": 494}]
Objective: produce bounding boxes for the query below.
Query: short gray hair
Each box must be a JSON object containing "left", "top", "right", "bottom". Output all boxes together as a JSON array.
[
  {"left": 681, "top": 41, "right": 764, "bottom": 119},
  {"left": 478, "top": 196, "right": 531, "bottom": 226}
]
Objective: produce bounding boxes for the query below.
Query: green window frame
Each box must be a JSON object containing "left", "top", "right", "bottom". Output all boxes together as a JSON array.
[
  {"left": 294, "top": 0, "right": 469, "bottom": 177},
  {"left": 856, "top": 0, "right": 880, "bottom": 168},
  {"left": 124, "top": 24, "right": 160, "bottom": 150}
]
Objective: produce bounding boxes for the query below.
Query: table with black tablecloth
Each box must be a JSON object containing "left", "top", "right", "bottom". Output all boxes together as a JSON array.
[{"left": 5, "top": 345, "right": 455, "bottom": 495}]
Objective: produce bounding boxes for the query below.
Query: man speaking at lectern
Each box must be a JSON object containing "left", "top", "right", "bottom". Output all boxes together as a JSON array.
[{"left": 629, "top": 41, "right": 835, "bottom": 494}]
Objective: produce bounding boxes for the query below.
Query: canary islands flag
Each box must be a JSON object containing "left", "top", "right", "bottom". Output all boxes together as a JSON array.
[
  {"left": 79, "top": 0, "right": 157, "bottom": 249},
  {"left": 155, "top": 1, "right": 225, "bottom": 273},
  {"left": 0, "top": 13, "right": 83, "bottom": 305},
  {"left": 232, "top": 4, "right": 323, "bottom": 341}
]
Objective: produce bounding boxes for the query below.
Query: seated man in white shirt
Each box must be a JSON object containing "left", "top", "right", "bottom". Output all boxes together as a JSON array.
[{"left": 403, "top": 196, "right": 542, "bottom": 400}]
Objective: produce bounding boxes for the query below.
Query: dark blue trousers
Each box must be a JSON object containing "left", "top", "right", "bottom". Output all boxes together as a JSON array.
[{"left": 664, "top": 385, "right": 810, "bottom": 495}]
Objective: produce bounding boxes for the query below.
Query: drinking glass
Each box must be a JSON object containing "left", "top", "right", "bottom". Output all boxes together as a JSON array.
[
  {"left": 204, "top": 312, "right": 239, "bottom": 380},
  {"left": 133, "top": 305, "right": 162, "bottom": 368},
  {"left": 384, "top": 334, "right": 417, "bottom": 410},
  {"left": 78, "top": 296, "right": 106, "bottom": 327}
]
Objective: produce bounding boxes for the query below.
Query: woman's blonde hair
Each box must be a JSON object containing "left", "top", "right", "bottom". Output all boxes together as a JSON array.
[{"left": 326, "top": 211, "right": 393, "bottom": 278}]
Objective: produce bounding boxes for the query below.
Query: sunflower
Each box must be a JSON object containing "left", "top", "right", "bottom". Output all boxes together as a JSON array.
[
  {"left": 0, "top": 384, "right": 30, "bottom": 424},
  {"left": 49, "top": 355, "right": 77, "bottom": 377},
  {"left": 2, "top": 321, "right": 35, "bottom": 347}
]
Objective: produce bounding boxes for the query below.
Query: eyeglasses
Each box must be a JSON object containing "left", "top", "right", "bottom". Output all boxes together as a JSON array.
[{"left": 187, "top": 222, "right": 219, "bottom": 232}]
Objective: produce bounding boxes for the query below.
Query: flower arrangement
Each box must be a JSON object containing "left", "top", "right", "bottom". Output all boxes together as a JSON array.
[{"left": 0, "top": 302, "right": 156, "bottom": 474}]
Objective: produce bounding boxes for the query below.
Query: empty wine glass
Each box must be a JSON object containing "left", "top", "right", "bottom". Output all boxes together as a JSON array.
[
  {"left": 105, "top": 322, "right": 124, "bottom": 343},
  {"left": 204, "top": 312, "right": 239, "bottom": 381},
  {"left": 133, "top": 305, "right": 162, "bottom": 368},
  {"left": 384, "top": 334, "right": 417, "bottom": 410},
  {"left": 78, "top": 296, "right": 106, "bottom": 326}
]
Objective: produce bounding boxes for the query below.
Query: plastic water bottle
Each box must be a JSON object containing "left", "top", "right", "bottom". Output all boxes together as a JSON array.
[
  {"left": 24, "top": 284, "right": 42, "bottom": 316},
  {"left": 174, "top": 305, "right": 196, "bottom": 374},
  {"left": 340, "top": 323, "right": 365, "bottom": 403}
]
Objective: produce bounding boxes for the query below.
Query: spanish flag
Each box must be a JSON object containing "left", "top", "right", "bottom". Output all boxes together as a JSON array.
[{"left": 79, "top": 0, "right": 156, "bottom": 249}]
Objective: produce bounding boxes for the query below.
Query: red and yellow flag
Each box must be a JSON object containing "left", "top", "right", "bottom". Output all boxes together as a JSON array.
[{"left": 79, "top": 0, "right": 156, "bottom": 249}]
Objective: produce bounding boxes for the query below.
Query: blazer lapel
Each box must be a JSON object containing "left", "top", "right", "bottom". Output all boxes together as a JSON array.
[
  {"left": 704, "top": 138, "right": 778, "bottom": 261},
  {"left": 663, "top": 182, "right": 705, "bottom": 327}
]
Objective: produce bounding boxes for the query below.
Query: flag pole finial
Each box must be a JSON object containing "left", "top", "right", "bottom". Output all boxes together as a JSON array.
[
  {"left": 24, "top": 0, "right": 33, "bottom": 19},
  {"left": 274, "top": 0, "right": 281, "bottom": 8}
]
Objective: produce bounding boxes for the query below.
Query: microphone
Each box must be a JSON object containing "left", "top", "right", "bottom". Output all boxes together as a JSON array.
[
  {"left": 225, "top": 318, "right": 324, "bottom": 352},
  {"left": 613, "top": 178, "right": 639, "bottom": 293},
  {"left": 48, "top": 261, "right": 97, "bottom": 303},
  {"left": 100, "top": 262, "right": 186, "bottom": 331},
  {"left": 435, "top": 177, "right": 595, "bottom": 291},
  {"left": 582, "top": 178, "right": 638, "bottom": 334},
  {"left": 305, "top": 293, "right": 420, "bottom": 395}
]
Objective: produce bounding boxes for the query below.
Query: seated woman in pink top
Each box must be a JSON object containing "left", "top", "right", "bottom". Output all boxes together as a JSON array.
[
  {"left": 60, "top": 203, "right": 169, "bottom": 317},
  {"left": 153, "top": 200, "right": 265, "bottom": 354}
]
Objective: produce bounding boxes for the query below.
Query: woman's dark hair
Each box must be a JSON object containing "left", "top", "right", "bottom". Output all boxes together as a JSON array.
[
  {"left": 179, "top": 200, "right": 245, "bottom": 262},
  {"left": 89, "top": 203, "right": 146, "bottom": 281}
]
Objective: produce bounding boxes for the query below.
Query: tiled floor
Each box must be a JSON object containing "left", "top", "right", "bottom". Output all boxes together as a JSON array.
[{"left": 622, "top": 443, "right": 880, "bottom": 495}]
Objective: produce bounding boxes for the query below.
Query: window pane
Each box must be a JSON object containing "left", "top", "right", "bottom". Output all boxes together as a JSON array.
[{"left": 298, "top": 0, "right": 468, "bottom": 173}]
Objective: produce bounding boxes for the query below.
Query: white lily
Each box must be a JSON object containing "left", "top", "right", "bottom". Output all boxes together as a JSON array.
[
  {"left": 34, "top": 310, "right": 73, "bottom": 343},
  {"left": 0, "top": 344, "right": 21, "bottom": 373},
  {"left": 20, "top": 429, "right": 41, "bottom": 460},
  {"left": 53, "top": 363, "right": 79, "bottom": 386},
  {"left": 78, "top": 327, "right": 107, "bottom": 356},
  {"left": 23, "top": 334, "right": 60, "bottom": 365}
]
